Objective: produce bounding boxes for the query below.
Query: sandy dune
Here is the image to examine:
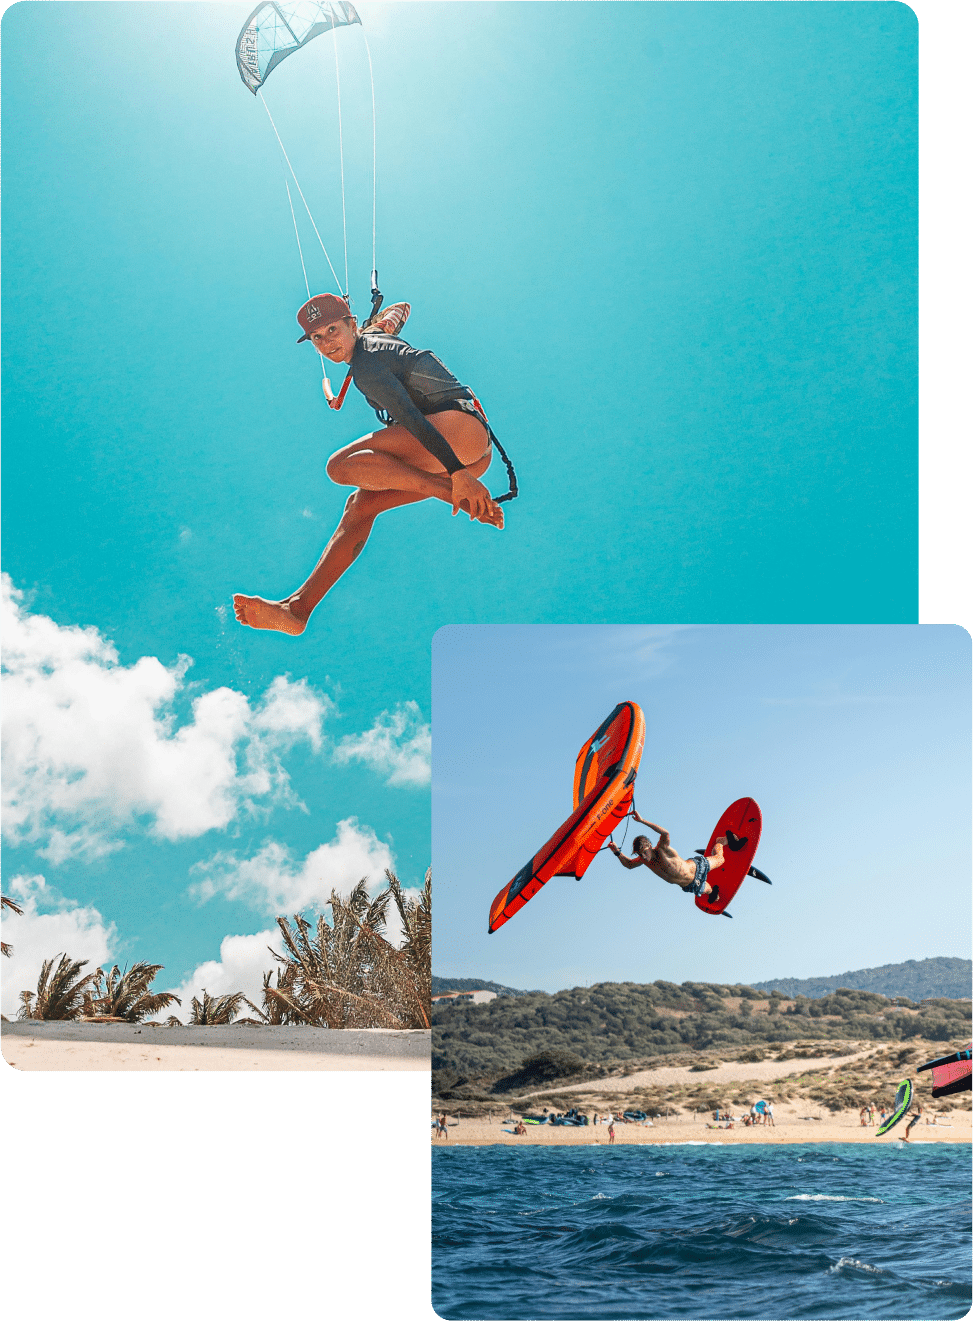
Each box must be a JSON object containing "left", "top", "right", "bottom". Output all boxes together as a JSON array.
[{"left": 515, "top": 1047, "right": 879, "bottom": 1098}]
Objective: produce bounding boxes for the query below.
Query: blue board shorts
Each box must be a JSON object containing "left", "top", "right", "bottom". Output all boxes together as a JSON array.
[{"left": 690, "top": 855, "right": 710, "bottom": 896}]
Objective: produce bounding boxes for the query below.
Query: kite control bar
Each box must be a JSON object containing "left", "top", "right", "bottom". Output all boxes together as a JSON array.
[{"left": 364, "top": 269, "right": 383, "bottom": 328}]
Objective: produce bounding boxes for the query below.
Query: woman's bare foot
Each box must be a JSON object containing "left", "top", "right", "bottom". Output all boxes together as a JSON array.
[
  {"left": 457, "top": 498, "right": 504, "bottom": 529},
  {"left": 232, "top": 594, "right": 306, "bottom": 635}
]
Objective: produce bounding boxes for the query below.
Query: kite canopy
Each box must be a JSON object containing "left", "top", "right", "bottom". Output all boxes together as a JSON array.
[
  {"left": 875, "top": 1078, "right": 913, "bottom": 1136},
  {"left": 236, "top": 0, "right": 362, "bottom": 95},
  {"left": 917, "top": 1044, "right": 972, "bottom": 1098},
  {"left": 488, "top": 702, "right": 645, "bottom": 934}
]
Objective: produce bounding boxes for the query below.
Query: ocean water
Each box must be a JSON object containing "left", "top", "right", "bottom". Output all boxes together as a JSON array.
[{"left": 432, "top": 1143, "right": 971, "bottom": 1320}]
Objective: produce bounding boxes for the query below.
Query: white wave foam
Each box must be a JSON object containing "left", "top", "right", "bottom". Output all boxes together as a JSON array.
[
  {"left": 786, "top": 1194, "right": 884, "bottom": 1202},
  {"left": 659, "top": 1140, "right": 724, "bottom": 1146},
  {"left": 828, "top": 1257, "right": 885, "bottom": 1275}
]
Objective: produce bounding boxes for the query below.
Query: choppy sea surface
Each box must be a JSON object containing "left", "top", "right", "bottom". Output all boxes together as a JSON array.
[{"left": 432, "top": 1142, "right": 971, "bottom": 1320}]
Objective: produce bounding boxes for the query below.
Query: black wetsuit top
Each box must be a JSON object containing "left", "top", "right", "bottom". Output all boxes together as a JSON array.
[{"left": 350, "top": 333, "right": 480, "bottom": 474}]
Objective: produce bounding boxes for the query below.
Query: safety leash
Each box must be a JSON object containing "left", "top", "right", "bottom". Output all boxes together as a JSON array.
[{"left": 471, "top": 396, "right": 518, "bottom": 504}]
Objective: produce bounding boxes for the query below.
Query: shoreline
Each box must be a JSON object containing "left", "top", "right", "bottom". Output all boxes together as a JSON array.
[
  {"left": 432, "top": 1045, "right": 972, "bottom": 1145},
  {"left": 2, "top": 1022, "right": 430, "bottom": 1071},
  {"left": 432, "top": 1105, "right": 972, "bottom": 1146}
]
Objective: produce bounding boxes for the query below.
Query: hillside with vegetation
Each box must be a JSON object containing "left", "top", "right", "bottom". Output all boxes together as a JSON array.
[
  {"left": 432, "top": 979, "right": 971, "bottom": 1108},
  {"left": 752, "top": 957, "right": 971, "bottom": 1002},
  {"left": 431, "top": 976, "right": 534, "bottom": 998}
]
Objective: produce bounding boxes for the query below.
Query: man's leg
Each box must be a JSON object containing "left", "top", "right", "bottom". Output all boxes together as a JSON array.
[{"left": 706, "top": 837, "right": 727, "bottom": 870}]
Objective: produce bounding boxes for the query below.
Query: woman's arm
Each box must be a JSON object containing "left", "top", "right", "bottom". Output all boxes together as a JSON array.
[
  {"left": 355, "top": 354, "right": 465, "bottom": 473},
  {"left": 353, "top": 344, "right": 500, "bottom": 520}
]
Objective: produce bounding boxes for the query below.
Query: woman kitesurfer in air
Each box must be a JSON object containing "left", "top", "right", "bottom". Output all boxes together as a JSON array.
[
  {"left": 608, "top": 812, "right": 727, "bottom": 901},
  {"left": 233, "top": 294, "right": 507, "bottom": 635}
]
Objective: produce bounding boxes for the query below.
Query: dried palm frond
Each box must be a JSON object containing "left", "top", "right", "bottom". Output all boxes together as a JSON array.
[
  {"left": 84, "top": 962, "right": 181, "bottom": 1022},
  {"left": 242, "top": 966, "right": 310, "bottom": 1026},
  {"left": 2, "top": 893, "right": 24, "bottom": 958},
  {"left": 188, "top": 990, "right": 248, "bottom": 1025},
  {"left": 269, "top": 869, "right": 433, "bottom": 1029},
  {"left": 386, "top": 869, "right": 432, "bottom": 1027},
  {"left": 17, "top": 954, "right": 98, "bottom": 1020}
]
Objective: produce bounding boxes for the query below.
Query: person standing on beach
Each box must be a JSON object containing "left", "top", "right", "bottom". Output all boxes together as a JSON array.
[
  {"left": 608, "top": 1119, "right": 616, "bottom": 1144},
  {"left": 608, "top": 813, "right": 726, "bottom": 900},
  {"left": 436, "top": 1111, "right": 449, "bottom": 1140}
]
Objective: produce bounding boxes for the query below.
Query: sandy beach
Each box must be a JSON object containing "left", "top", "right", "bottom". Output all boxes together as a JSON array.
[
  {"left": 2, "top": 1022, "right": 430, "bottom": 1071},
  {"left": 434, "top": 1105, "right": 971, "bottom": 1145},
  {"left": 432, "top": 1049, "right": 971, "bottom": 1144}
]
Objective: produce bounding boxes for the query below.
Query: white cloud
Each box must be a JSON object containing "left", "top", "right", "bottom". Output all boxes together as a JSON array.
[
  {"left": 163, "top": 929, "right": 285, "bottom": 1024},
  {"left": 382, "top": 884, "right": 424, "bottom": 950},
  {"left": 334, "top": 701, "right": 431, "bottom": 786},
  {"left": 1, "top": 576, "right": 331, "bottom": 861},
  {"left": 188, "top": 819, "right": 395, "bottom": 914},
  {"left": 169, "top": 823, "right": 401, "bottom": 1021},
  {"left": 0, "top": 874, "right": 117, "bottom": 1019},
  {"left": 254, "top": 674, "right": 326, "bottom": 753}
]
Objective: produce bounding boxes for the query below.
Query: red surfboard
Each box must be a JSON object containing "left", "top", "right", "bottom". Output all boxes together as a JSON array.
[
  {"left": 694, "top": 797, "right": 764, "bottom": 917},
  {"left": 488, "top": 702, "right": 645, "bottom": 933}
]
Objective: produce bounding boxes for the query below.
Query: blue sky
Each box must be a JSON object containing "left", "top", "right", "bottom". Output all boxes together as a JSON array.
[
  {"left": 1, "top": 2, "right": 919, "bottom": 1014},
  {"left": 433, "top": 624, "right": 971, "bottom": 992}
]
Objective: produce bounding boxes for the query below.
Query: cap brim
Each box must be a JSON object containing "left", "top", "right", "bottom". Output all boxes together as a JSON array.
[{"left": 296, "top": 332, "right": 311, "bottom": 343}]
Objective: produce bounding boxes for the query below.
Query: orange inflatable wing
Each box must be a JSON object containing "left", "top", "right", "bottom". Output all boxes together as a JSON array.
[
  {"left": 573, "top": 701, "right": 643, "bottom": 808},
  {"left": 489, "top": 702, "right": 645, "bottom": 933}
]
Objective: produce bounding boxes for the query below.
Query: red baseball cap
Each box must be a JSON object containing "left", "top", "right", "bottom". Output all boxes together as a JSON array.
[{"left": 296, "top": 294, "right": 352, "bottom": 342}]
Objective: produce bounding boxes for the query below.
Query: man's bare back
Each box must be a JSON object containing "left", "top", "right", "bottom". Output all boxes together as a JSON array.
[{"left": 609, "top": 812, "right": 725, "bottom": 898}]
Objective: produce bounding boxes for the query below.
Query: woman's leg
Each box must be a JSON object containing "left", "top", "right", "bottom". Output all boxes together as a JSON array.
[
  {"left": 326, "top": 412, "right": 500, "bottom": 524},
  {"left": 233, "top": 487, "right": 427, "bottom": 634},
  {"left": 232, "top": 418, "right": 495, "bottom": 635}
]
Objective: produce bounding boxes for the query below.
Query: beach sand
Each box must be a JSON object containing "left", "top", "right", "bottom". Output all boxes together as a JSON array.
[
  {"left": 434, "top": 1106, "right": 971, "bottom": 1145},
  {"left": 432, "top": 1050, "right": 972, "bottom": 1144},
  {"left": 2, "top": 1022, "right": 430, "bottom": 1071}
]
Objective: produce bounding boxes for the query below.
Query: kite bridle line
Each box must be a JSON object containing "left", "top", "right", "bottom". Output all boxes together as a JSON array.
[
  {"left": 284, "top": 175, "right": 333, "bottom": 394},
  {"left": 258, "top": 24, "right": 383, "bottom": 400},
  {"left": 259, "top": 90, "right": 344, "bottom": 295},
  {"left": 360, "top": 27, "right": 380, "bottom": 318},
  {"left": 331, "top": 26, "right": 350, "bottom": 301},
  {"left": 285, "top": 180, "right": 312, "bottom": 301}
]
